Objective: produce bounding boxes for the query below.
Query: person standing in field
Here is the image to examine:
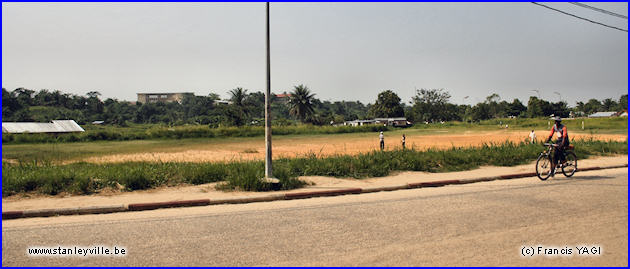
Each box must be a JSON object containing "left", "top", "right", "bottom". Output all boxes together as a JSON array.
[
  {"left": 379, "top": 131, "right": 384, "bottom": 151},
  {"left": 402, "top": 134, "right": 406, "bottom": 149},
  {"left": 529, "top": 130, "right": 536, "bottom": 144}
]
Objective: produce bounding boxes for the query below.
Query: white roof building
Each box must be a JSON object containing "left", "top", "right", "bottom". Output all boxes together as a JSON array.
[
  {"left": 2, "top": 120, "right": 85, "bottom": 133},
  {"left": 588, "top": 112, "right": 617, "bottom": 118}
]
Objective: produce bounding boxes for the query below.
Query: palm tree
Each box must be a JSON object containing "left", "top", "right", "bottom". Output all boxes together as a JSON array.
[
  {"left": 288, "top": 84, "right": 315, "bottom": 123},
  {"left": 228, "top": 87, "right": 248, "bottom": 107},
  {"left": 86, "top": 91, "right": 101, "bottom": 99}
]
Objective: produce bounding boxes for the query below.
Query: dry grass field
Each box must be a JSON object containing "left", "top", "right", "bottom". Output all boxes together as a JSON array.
[{"left": 77, "top": 130, "right": 626, "bottom": 164}]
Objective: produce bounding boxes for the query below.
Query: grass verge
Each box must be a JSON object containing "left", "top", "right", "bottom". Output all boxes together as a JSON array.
[
  {"left": 2, "top": 139, "right": 626, "bottom": 197},
  {"left": 2, "top": 124, "right": 389, "bottom": 144}
]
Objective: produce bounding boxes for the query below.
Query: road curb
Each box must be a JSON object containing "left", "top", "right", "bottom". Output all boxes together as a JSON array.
[
  {"left": 209, "top": 194, "right": 286, "bottom": 205},
  {"left": 459, "top": 176, "right": 499, "bottom": 184},
  {"left": 20, "top": 205, "right": 127, "bottom": 218},
  {"left": 3, "top": 164, "right": 626, "bottom": 220},
  {"left": 2, "top": 211, "right": 23, "bottom": 220},
  {"left": 285, "top": 188, "right": 363, "bottom": 200},
  {"left": 499, "top": 172, "right": 537, "bottom": 179},
  {"left": 128, "top": 199, "right": 210, "bottom": 211},
  {"left": 408, "top": 180, "right": 461, "bottom": 188},
  {"left": 361, "top": 184, "right": 410, "bottom": 193}
]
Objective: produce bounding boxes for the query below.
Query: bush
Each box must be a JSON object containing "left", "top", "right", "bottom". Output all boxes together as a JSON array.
[
  {"left": 1, "top": 139, "right": 625, "bottom": 196},
  {"left": 3, "top": 124, "right": 391, "bottom": 144}
]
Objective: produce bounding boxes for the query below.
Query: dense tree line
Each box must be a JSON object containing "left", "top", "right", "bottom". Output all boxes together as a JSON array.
[
  {"left": 1, "top": 87, "right": 368, "bottom": 126},
  {"left": 367, "top": 89, "right": 625, "bottom": 123},
  {"left": 2, "top": 87, "right": 626, "bottom": 126}
]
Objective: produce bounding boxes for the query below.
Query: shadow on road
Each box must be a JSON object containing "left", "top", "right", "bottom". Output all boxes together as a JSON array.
[{"left": 553, "top": 175, "right": 617, "bottom": 181}]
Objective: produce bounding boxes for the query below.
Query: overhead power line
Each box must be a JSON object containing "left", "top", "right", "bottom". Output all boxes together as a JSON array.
[
  {"left": 531, "top": 2, "right": 628, "bottom": 33},
  {"left": 568, "top": 2, "right": 627, "bottom": 20}
]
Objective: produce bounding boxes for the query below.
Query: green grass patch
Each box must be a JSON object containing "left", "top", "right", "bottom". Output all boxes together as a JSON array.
[
  {"left": 2, "top": 124, "right": 389, "bottom": 144},
  {"left": 2, "top": 139, "right": 626, "bottom": 197},
  {"left": 410, "top": 117, "right": 628, "bottom": 134},
  {"left": 3, "top": 117, "right": 626, "bottom": 145}
]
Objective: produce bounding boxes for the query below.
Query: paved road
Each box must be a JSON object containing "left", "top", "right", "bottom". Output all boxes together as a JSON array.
[{"left": 3, "top": 168, "right": 627, "bottom": 266}]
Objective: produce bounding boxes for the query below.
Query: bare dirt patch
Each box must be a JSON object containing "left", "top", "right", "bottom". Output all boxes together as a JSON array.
[{"left": 77, "top": 130, "right": 626, "bottom": 164}]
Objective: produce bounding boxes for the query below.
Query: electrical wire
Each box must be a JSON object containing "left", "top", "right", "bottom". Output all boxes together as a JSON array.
[
  {"left": 568, "top": 2, "right": 627, "bottom": 20},
  {"left": 531, "top": 2, "right": 627, "bottom": 32}
]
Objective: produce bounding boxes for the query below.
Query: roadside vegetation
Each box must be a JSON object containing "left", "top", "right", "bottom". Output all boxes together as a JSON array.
[
  {"left": 414, "top": 116, "right": 628, "bottom": 133},
  {"left": 3, "top": 87, "right": 627, "bottom": 143},
  {"left": 3, "top": 116, "right": 626, "bottom": 145},
  {"left": 2, "top": 123, "right": 389, "bottom": 144},
  {"left": 3, "top": 139, "right": 626, "bottom": 197}
]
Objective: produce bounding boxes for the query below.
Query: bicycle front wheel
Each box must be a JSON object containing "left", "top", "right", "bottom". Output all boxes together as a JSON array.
[
  {"left": 562, "top": 152, "right": 578, "bottom": 177},
  {"left": 536, "top": 154, "right": 552, "bottom": 181}
]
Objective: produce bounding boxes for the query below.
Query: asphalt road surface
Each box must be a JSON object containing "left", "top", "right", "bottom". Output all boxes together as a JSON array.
[{"left": 3, "top": 168, "right": 627, "bottom": 266}]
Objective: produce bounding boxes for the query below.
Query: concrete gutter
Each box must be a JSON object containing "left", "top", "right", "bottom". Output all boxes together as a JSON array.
[{"left": 3, "top": 164, "right": 626, "bottom": 220}]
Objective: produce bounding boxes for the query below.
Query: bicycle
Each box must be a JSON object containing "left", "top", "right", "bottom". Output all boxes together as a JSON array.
[{"left": 535, "top": 143, "right": 578, "bottom": 180}]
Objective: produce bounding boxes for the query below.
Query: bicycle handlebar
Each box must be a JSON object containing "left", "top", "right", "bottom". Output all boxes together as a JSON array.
[{"left": 543, "top": 143, "right": 558, "bottom": 147}]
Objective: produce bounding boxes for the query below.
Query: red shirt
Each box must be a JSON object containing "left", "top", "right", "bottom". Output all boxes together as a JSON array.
[{"left": 548, "top": 123, "right": 568, "bottom": 140}]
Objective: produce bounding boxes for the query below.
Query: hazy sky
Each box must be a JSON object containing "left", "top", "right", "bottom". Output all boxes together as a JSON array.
[{"left": 2, "top": 2, "right": 627, "bottom": 106}]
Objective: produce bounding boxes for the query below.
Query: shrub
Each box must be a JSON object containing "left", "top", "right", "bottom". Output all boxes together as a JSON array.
[{"left": 1, "top": 139, "right": 625, "bottom": 196}]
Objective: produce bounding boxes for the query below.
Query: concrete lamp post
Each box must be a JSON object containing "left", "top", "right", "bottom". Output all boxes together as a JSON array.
[{"left": 262, "top": 2, "right": 280, "bottom": 187}]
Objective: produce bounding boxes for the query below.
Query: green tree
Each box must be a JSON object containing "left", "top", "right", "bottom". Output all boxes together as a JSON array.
[
  {"left": 507, "top": 99, "right": 527, "bottom": 117},
  {"left": 208, "top": 93, "right": 221, "bottom": 102},
  {"left": 228, "top": 87, "right": 248, "bottom": 107},
  {"left": 470, "top": 102, "right": 490, "bottom": 122},
  {"left": 86, "top": 91, "right": 101, "bottom": 99},
  {"left": 369, "top": 90, "right": 404, "bottom": 118},
  {"left": 619, "top": 94, "right": 628, "bottom": 110},
  {"left": 602, "top": 98, "right": 618, "bottom": 111},
  {"left": 583, "top": 99, "right": 603, "bottom": 115},
  {"left": 288, "top": 84, "right": 316, "bottom": 123},
  {"left": 14, "top": 88, "right": 35, "bottom": 106},
  {"left": 526, "top": 96, "right": 553, "bottom": 118},
  {"left": 2, "top": 88, "right": 23, "bottom": 120},
  {"left": 551, "top": 101, "right": 570, "bottom": 118},
  {"left": 410, "top": 88, "right": 451, "bottom": 122}
]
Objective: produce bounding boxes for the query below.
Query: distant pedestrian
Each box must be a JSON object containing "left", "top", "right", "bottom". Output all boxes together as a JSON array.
[
  {"left": 402, "top": 134, "right": 406, "bottom": 149},
  {"left": 529, "top": 130, "right": 536, "bottom": 144},
  {"left": 379, "top": 131, "right": 384, "bottom": 150}
]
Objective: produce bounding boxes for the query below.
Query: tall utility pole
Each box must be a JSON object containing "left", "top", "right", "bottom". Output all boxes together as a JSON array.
[{"left": 264, "top": 2, "right": 273, "bottom": 179}]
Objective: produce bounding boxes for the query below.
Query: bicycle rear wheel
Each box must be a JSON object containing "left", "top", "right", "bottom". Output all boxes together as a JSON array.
[
  {"left": 562, "top": 152, "right": 578, "bottom": 177},
  {"left": 536, "top": 154, "right": 552, "bottom": 180}
]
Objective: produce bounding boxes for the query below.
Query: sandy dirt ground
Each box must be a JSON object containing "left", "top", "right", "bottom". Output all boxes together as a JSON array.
[
  {"left": 3, "top": 155, "right": 626, "bottom": 212},
  {"left": 77, "top": 130, "right": 626, "bottom": 164}
]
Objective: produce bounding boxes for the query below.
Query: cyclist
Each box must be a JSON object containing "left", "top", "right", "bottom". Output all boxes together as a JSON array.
[{"left": 545, "top": 116, "right": 569, "bottom": 176}]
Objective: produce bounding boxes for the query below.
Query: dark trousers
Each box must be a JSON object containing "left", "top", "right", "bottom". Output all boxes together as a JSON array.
[
  {"left": 380, "top": 140, "right": 384, "bottom": 150},
  {"left": 553, "top": 139, "right": 568, "bottom": 164}
]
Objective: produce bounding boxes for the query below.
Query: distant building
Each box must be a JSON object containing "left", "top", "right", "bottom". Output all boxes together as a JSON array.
[
  {"left": 588, "top": 111, "right": 618, "bottom": 118},
  {"left": 274, "top": 92, "right": 292, "bottom": 103},
  {"left": 2, "top": 120, "right": 85, "bottom": 134},
  {"left": 137, "top": 92, "right": 193, "bottom": 104},
  {"left": 344, "top": 117, "right": 411, "bottom": 127},
  {"left": 216, "top": 99, "right": 233, "bottom": 105},
  {"left": 344, "top": 120, "right": 376, "bottom": 127},
  {"left": 374, "top": 117, "right": 411, "bottom": 127}
]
